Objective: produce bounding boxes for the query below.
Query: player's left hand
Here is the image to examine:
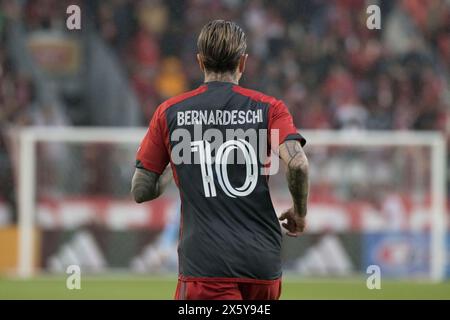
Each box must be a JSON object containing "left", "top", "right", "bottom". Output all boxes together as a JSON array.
[{"left": 278, "top": 207, "right": 306, "bottom": 237}]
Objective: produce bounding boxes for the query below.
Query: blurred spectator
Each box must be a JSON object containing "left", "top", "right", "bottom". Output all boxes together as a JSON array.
[{"left": 155, "top": 57, "right": 188, "bottom": 100}]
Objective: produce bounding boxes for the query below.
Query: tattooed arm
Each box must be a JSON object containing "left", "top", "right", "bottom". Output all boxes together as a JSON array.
[
  {"left": 131, "top": 166, "right": 172, "bottom": 203},
  {"left": 279, "top": 140, "right": 309, "bottom": 216},
  {"left": 277, "top": 140, "right": 309, "bottom": 236}
]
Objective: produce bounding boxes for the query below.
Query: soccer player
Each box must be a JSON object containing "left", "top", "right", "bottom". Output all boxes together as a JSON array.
[{"left": 131, "top": 20, "right": 309, "bottom": 300}]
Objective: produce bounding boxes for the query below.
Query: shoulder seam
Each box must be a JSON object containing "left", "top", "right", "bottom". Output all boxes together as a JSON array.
[
  {"left": 159, "top": 85, "right": 208, "bottom": 113},
  {"left": 232, "top": 85, "right": 281, "bottom": 107}
]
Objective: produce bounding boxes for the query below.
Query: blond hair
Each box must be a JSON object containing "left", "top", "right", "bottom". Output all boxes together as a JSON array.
[{"left": 197, "top": 20, "right": 247, "bottom": 73}]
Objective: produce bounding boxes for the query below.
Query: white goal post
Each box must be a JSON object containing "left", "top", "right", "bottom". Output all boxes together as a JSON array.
[{"left": 17, "top": 127, "right": 447, "bottom": 281}]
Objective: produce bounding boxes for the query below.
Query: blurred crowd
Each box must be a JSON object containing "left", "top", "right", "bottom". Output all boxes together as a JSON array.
[
  {"left": 0, "top": 0, "right": 449, "bottom": 221},
  {"left": 91, "top": 0, "right": 449, "bottom": 130},
  {"left": 1, "top": 0, "right": 449, "bottom": 130}
]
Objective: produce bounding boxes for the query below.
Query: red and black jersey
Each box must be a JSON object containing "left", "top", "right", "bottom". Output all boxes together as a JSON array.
[{"left": 136, "top": 81, "right": 305, "bottom": 282}]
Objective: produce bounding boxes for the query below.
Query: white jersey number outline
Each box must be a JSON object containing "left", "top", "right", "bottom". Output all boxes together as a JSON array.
[{"left": 190, "top": 139, "right": 258, "bottom": 198}]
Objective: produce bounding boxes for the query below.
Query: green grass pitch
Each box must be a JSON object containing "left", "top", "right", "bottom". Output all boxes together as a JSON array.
[{"left": 1, "top": 276, "right": 449, "bottom": 300}]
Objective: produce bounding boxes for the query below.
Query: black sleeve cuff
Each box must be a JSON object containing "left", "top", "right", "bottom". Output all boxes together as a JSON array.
[
  {"left": 135, "top": 160, "right": 163, "bottom": 175},
  {"left": 284, "top": 133, "right": 306, "bottom": 147},
  {"left": 135, "top": 159, "right": 145, "bottom": 169}
]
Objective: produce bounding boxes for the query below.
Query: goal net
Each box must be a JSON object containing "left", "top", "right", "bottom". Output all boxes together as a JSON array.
[{"left": 15, "top": 128, "right": 448, "bottom": 281}]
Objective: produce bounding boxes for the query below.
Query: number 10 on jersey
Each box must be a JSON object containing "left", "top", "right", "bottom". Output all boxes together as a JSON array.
[{"left": 190, "top": 139, "right": 258, "bottom": 198}]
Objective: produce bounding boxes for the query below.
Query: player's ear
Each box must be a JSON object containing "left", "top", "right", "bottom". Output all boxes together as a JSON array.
[
  {"left": 197, "top": 54, "right": 205, "bottom": 72},
  {"left": 238, "top": 54, "right": 248, "bottom": 74}
]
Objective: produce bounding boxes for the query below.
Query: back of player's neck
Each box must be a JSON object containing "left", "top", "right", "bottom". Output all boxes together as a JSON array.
[{"left": 204, "top": 72, "right": 239, "bottom": 85}]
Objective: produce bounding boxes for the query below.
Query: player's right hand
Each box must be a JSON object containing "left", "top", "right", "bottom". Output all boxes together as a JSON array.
[{"left": 278, "top": 207, "right": 306, "bottom": 237}]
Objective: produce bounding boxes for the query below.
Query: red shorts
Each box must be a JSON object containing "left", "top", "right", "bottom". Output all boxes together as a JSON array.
[{"left": 174, "top": 278, "right": 282, "bottom": 300}]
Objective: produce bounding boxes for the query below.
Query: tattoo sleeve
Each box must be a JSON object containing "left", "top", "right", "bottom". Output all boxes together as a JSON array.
[
  {"left": 131, "top": 166, "right": 172, "bottom": 203},
  {"left": 279, "top": 140, "right": 309, "bottom": 216}
]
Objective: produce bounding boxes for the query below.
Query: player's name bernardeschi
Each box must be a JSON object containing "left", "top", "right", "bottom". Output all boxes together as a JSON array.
[{"left": 177, "top": 109, "right": 264, "bottom": 126}]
